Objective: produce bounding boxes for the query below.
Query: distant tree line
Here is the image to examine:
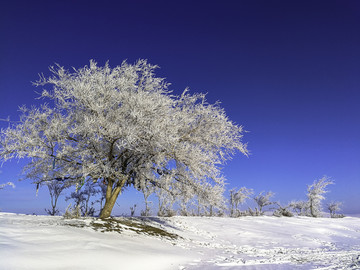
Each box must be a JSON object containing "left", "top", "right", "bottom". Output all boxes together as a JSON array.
[
  {"left": 228, "top": 176, "right": 344, "bottom": 218},
  {"left": 0, "top": 174, "right": 339, "bottom": 219}
]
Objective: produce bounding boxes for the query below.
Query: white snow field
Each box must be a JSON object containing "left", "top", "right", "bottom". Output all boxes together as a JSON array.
[{"left": 0, "top": 212, "right": 359, "bottom": 270}]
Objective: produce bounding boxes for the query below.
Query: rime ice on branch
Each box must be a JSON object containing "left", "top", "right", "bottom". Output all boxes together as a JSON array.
[
  {"left": 0, "top": 60, "right": 248, "bottom": 218},
  {"left": 0, "top": 182, "right": 15, "bottom": 190}
]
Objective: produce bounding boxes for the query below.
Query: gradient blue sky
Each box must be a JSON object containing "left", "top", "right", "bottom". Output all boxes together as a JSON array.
[{"left": 0, "top": 0, "right": 359, "bottom": 215}]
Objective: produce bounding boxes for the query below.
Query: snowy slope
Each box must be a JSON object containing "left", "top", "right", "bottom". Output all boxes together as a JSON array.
[{"left": 0, "top": 213, "right": 359, "bottom": 269}]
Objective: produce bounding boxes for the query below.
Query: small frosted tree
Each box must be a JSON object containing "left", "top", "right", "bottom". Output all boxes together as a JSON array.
[
  {"left": 229, "top": 187, "right": 253, "bottom": 217},
  {"left": 44, "top": 180, "right": 69, "bottom": 216},
  {"left": 22, "top": 158, "right": 73, "bottom": 215},
  {"left": 0, "top": 60, "right": 248, "bottom": 218},
  {"left": 289, "top": 200, "right": 308, "bottom": 216},
  {"left": 273, "top": 202, "right": 294, "bottom": 217},
  {"left": 307, "top": 176, "right": 334, "bottom": 217},
  {"left": 251, "top": 191, "right": 275, "bottom": 216},
  {"left": 327, "top": 201, "right": 343, "bottom": 218},
  {"left": 66, "top": 181, "right": 100, "bottom": 216}
]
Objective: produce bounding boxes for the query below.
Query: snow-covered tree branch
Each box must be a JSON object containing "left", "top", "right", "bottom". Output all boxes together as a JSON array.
[
  {"left": 0, "top": 60, "right": 248, "bottom": 218},
  {"left": 0, "top": 182, "right": 15, "bottom": 190}
]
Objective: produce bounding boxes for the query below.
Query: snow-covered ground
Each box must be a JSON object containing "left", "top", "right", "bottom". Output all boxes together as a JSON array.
[{"left": 0, "top": 212, "right": 359, "bottom": 269}]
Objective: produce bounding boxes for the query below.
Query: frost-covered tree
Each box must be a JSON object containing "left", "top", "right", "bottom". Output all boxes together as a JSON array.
[
  {"left": 272, "top": 202, "right": 294, "bottom": 217},
  {"left": 307, "top": 176, "right": 334, "bottom": 217},
  {"left": 327, "top": 201, "right": 343, "bottom": 218},
  {"left": 130, "top": 204, "right": 137, "bottom": 217},
  {"left": 0, "top": 60, "right": 248, "bottom": 218},
  {"left": 229, "top": 187, "right": 253, "bottom": 217},
  {"left": 289, "top": 200, "right": 308, "bottom": 216},
  {"left": 21, "top": 158, "right": 72, "bottom": 215},
  {"left": 66, "top": 181, "right": 100, "bottom": 216},
  {"left": 44, "top": 180, "right": 68, "bottom": 216},
  {"left": 251, "top": 191, "right": 275, "bottom": 216}
]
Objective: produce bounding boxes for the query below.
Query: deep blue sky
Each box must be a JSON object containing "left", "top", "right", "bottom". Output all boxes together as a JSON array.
[{"left": 0, "top": 0, "right": 359, "bottom": 215}]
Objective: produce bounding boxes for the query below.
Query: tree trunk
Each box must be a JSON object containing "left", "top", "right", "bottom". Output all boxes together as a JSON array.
[
  {"left": 309, "top": 198, "right": 315, "bottom": 217},
  {"left": 99, "top": 178, "right": 125, "bottom": 219}
]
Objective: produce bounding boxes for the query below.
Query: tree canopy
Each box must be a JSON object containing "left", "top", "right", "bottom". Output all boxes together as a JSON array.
[{"left": 0, "top": 60, "right": 248, "bottom": 218}]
